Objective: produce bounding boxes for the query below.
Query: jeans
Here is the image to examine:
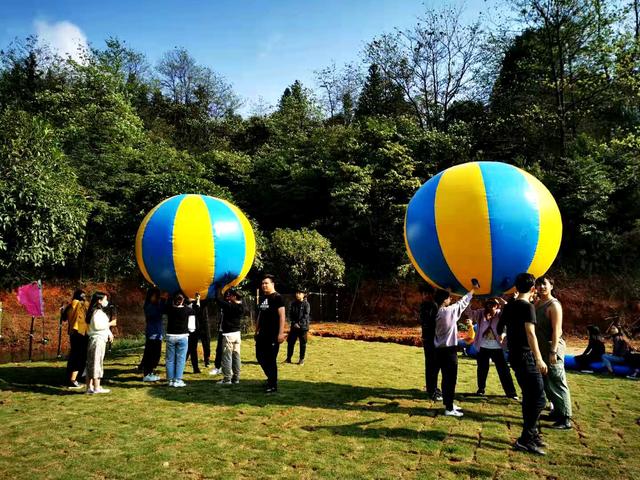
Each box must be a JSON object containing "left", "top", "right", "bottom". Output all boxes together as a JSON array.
[
  {"left": 543, "top": 355, "right": 572, "bottom": 418},
  {"left": 166, "top": 335, "right": 189, "bottom": 381},
  {"left": 511, "top": 351, "right": 546, "bottom": 444},
  {"left": 286, "top": 327, "right": 308, "bottom": 361},
  {"left": 423, "top": 343, "right": 440, "bottom": 395},
  {"left": 221, "top": 331, "right": 241, "bottom": 381},
  {"left": 602, "top": 354, "right": 625, "bottom": 372},
  {"left": 435, "top": 346, "right": 458, "bottom": 410},
  {"left": 476, "top": 347, "right": 517, "bottom": 396},
  {"left": 256, "top": 336, "right": 280, "bottom": 389},
  {"left": 141, "top": 337, "right": 162, "bottom": 376}
]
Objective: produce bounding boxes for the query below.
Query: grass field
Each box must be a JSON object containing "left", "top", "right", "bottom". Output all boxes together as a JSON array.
[{"left": 1, "top": 336, "right": 639, "bottom": 479}]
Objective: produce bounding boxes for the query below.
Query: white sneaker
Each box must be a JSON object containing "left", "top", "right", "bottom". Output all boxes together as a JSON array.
[
  {"left": 444, "top": 409, "right": 464, "bottom": 417},
  {"left": 93, "top": 388, "right": 111, "bottom": 394},
  {"left": 218, "top": 379, "right": 232, "bottom": 385},
  {"left": 452, "top": 404, "right": 463, "bottom": 412},
  {"left": 167, "top": 379, "right": 175, "bottom": 387},
  {"left": 209, "top": 368, "right": 222, "bottom": 376},
  {"left": 173, "top": 379, "right": 186, "bottom": 388},
  {"left": 143, "top": 374, "right": 160, "bottom": 382}
]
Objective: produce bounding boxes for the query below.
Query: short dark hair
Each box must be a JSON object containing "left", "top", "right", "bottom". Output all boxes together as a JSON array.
[
  {"left": 225, "top": 288, "right": 243, "bottom": 300},
  {"left": 514, "top": 273, "right": 536, "bottom": 293},
  {"left": 261, "top": 274, "right": 275, "bottom": 283},
  {"left": 173, "top": 292, "right": 185, "bottom": 306},
  {"left": 419, "top": 283, "right": 435, "bottom": 295},
  {"left": 535, "top": 275, "right": 554, "bottom": 287},
  {"left": 434, "top": 289, "right": 450, "bottom": 307},
  {"left": 295, "top": 287, "right": 308, "bottom": 294},
  {"left": 484, "top": 298, "right": 498, "bottom": 308}
]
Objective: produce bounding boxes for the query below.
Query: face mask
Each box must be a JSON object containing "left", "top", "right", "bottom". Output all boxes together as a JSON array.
[{"left": 101, "top": 298, "right": 109, "bottom": 308}]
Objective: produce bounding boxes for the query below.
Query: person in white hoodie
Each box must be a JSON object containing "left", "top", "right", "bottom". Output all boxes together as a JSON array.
[
  {"left": 433, "top": 279, "right": 479, "bottom": 417},
  {"left": 85, "top": 292, "right": 115, "bottom": 394}
]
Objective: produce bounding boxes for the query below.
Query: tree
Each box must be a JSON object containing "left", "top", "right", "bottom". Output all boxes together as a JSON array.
[
  {"left": 355, "top": 64, "right": 412, "bottom": 119},
  {"left": 315, "top": 61, "right": 363, "bottom": 120},
  {"left": 264, "top": 228, "right": 345, "bottom": 290},
  {"left": 365, "top": 5, "right": 484, "bottom": 128},
  {"left": 0, "top": 110, "right": 88, "bottom": 285}
]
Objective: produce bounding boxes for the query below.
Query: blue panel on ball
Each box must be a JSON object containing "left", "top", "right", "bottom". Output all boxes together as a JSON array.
[
  {"left": 142, "top": 195, "right": 183, "bottom": 294},
  {"left": 202, "top": 196, "right": 246, "bottom": 297},
  {"left": 479, "top": 162, "right": 539, "bottom": 292},
  {"left": 406, "top": 172, "right": 465, "bottom": 292}
]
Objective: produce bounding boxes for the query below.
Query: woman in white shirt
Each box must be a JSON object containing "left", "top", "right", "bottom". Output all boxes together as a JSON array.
[{"left": 85, "top": 292, "right": 115, "bottom": 394}]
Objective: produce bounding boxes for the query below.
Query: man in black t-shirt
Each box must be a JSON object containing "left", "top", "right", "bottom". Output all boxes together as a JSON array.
[
  {"left": 255, "top": 274, "right": 286, "bottom": 393},
  {"left": 501, "top": 273, "right": 548, "bottom": 455},
  {"left": 418, "top": 284, "right": 441, "bottom": 400}
]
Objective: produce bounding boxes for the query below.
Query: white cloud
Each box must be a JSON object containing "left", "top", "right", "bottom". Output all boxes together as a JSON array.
[{"left": 34, "top": 20, "right": 89, "bottom": 63}]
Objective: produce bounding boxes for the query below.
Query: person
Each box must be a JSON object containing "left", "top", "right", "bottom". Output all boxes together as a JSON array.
[
  {"left": 456, "top": 318, "right": 476, "bottom": 355},
  {"left": 433, "top": 279, "right": 479, "bottom": 417},
  {"left": 466, "top": 298, "right": 518, "bottom": 399},
  {"left": 215, "top": 289, "right": 245, "bottom": 384},
  {"left": 165, "top": 292, "right": 197, "bottom": 387},
  {"left": 534, "top": 275, "right": 572, "bottom": 430},
  {"left": 140, "top": 287, "right": 166, "bottom": 382},
  {"left": 573, "top": 325, "right": 605, "bottom": 372},
  {"left": 419, "top": 284, "right": 441, "bottom": 401},
  {"left": 196, "top": 295, "right": 213, "bottom": 368},
  {"left": 255, "top": 274, "right": 286, "bottom": 393},
  {"left": 286, "top": 288, "right": 311, "bottom": 365},
  {"left": 63, "top": 289, "right": 89, "bottom": 389},
  {"left": 208, "top": 319, "right": 225, "bottom": 376},
  {"left": 602, "top": 327, "right": 632, "bottom": 374},
  {"left": 85, "top": 292, "right": 115, "bottom": 394},
  {"left": 502, "top": 273, "right": 548, "bottom": 455},
  {"left": 186, "top": 293, "right": 202, "bottom": 373}
]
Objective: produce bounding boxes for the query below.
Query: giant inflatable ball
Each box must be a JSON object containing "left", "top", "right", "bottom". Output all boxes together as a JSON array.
[
  {"left": 404, "top": 161, "right": 562, "bottom": 296},
  {"left": 135, "top": 194, "right": 255, "bottom": 299}
]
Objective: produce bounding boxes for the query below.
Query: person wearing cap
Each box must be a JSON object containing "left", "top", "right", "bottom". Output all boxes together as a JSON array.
[
  {"left": 286, "top": 288, "right": 311, "bottom": 365},
  {"left": 214, "top": 288, "right": 245, "bottom": 384},
  {"left": 465, "top": 297, "right": 518, "bottom": 399},
  {"left": 573, "top": 325, "right": 605, "bottom": 372}
]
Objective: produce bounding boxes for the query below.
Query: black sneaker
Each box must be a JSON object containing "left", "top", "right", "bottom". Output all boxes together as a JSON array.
[
  {"left": 514, "top": 439, "right": 546, "bottom": 455},
  {"left": 298, "top": 359, "right": 305, "bottom": 365},
  {"left": 285, "top": 359, "right": 292, "bottom": 364},
  {"left": 68, "top": 380, "right": 82, "bottom": 389},
  {"left": 431, "top": 392, "right": 443, "bottom": 401},
  {"left": 532, "top": 435, "right": 548, "bottom": 448},
  {"left": 265, "top": 386, "right": 278, "bottom": 394},
  {"left": 193, "top": 368, "right": 201, "bottom": 374},
  {"left": 549, "top": 418, "right": 572, "bottom": 430},
  {"left": 476, "top": 389, "right": 486, "bottom": 396}
]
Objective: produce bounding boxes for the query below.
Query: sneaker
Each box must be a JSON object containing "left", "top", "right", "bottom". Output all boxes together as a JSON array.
[
  {"left": 444, "top": 409, "right": 464, "bottom": 417},
  {"left": 231, "top": 378, "right": 240, "bottom": 384},
  {"left": 476, "top": 389, "right": 486, "bottom": 396},
  {"left": 167, "top": 379, "right": 175, "bottom": 387},
  {"left": 514, "top": 439, "right": 546, "bottom": 455},
  {"left": 209, "top": 368, "right": 222, "bottom": 376},
  {"left": 68, "top": 380, "right": 81, "bottom": 388},
  {"left": 431, "top": 392, "right": 443, "bottom": 401},
  {"left": 285, "top": 358, "right": 292, "bottom": 364},
  {"left": 93, "top": 388, "right": 111, "bottom": 394},
  {"left": 204, "top": 362, "right": 210, "bottom": 368},
  {"left": 193, "top": 368, "right": 201, "bottom": 374},
  {"left": 85, "top": 388, "right": 95, "bottom": 395},
  {"left": 218, "top": 379, "right": 232, "bottom": 385},
  {"left": 507, "top": 394, "right": 520, "bottom": 401},
  {"left": 298, "top": 359, "right": 305, "bottom": 365},
  {"left": 143, "top": 374, "right": 160, "bottom": 382},
  {"left": 173, "top": 380, "right": 186, "bottom": 388},
  {"left": 452, "top": 404, "right": 463, "bottom": 412},
  {"left": 265, "top": 386, "right": 277, "bottom": 394},
  {"left": 532, "top": 435, "right": 548, "bottom": 448},
  {"left": 549, "top": 418, "right": 572, "bottom": 430}
]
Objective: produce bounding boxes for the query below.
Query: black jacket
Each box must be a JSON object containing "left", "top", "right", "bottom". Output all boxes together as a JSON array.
[
  {"left": 216, "top": 298, "right": 245, "bottom": 333},
  {"left": 289, "top": 300, "right": 311, "bottom": 331}
]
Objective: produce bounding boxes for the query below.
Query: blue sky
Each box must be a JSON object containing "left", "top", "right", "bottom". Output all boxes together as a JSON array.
[{"left": 0, "top": 0, "right": 500, "bottom": 113}]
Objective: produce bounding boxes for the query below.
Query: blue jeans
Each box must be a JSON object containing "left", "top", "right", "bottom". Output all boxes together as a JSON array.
[
  {"left": 166, "top": 335, "right": 189, "bottom": 381},
  {"left": 602, "top": 354, "right": 625, "bottom": 372}
]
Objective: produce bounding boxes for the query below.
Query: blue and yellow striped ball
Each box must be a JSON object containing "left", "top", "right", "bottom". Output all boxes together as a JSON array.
[
  {"left": 135, "top": 194, "right": 256, "bottom": 299},
  {"left": 404, "top": 161, "right": 562, "bottom": 296}
]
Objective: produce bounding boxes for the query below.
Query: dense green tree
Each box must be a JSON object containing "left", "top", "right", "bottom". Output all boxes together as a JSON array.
[
  {"left": 0, "top": 110, "right": 88, "bottom": 285},
  {"left": 355, "top": 64, "right": 411, "bottom": 120}
]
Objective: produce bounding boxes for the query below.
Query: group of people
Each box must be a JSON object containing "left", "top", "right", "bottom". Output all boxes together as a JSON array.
[
  {"left": 62, "top": 274, "right": 311, "bottom": 394},
  {"left": 419, "top": 273, "right": 573, "bottom": 456}
]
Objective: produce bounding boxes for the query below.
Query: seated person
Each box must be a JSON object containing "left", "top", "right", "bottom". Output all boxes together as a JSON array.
[
  {"left": 602, "top": 327, "right": 632, "bottom": 374},
  {"left": 574, "top": 325, "right": 605, "bottom": 372}
]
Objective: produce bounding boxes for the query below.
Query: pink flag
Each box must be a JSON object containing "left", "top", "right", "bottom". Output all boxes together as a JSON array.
[{"left": 17, "top": 281, "right": 44, "bottom": 317}]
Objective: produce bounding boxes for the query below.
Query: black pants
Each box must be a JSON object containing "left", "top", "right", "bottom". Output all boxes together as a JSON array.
[
  {"left": 141, "top": 338, "right": 162, "bottom": 375},
  {"left": 477, "top": 347, "right": 517, "bottom": 396},
  {"left": 213, "top": 332, "right": 223, "bottom": 369},
  {"left": 574, "top": 353, "right": 600, "bottom": 370},
  {"left": 186, "top": 331, "right": 200, "bottom": 371},
  {"left": 256, "top": 336, "right": 280, "bottom": 388},
  {"left": 199, "top": 321, "right": 211, "bottom": 366},
  {"left": 423, "top": 343, "right": 440, "bottom": 395},
  {"left": 435, "top": 346, "right": 458, "bottom": 410},
  {"left": 286, "top": 327, "right": 308, "bottom": 361},
  {"left": 66, "top": 331, "right": 88, "bottom": 377},
  {"left": 512, "top": 352, "right": 546, "bottom": 444}
]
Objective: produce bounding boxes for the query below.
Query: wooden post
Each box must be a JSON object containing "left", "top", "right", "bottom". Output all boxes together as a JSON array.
[{"left": 28, "top": 316, "right": 35, "bottom": 361}]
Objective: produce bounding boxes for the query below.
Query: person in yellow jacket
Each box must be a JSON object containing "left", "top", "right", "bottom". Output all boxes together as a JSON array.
[{"left": 63, "top": 290, "right": 89, "bottom": 388}]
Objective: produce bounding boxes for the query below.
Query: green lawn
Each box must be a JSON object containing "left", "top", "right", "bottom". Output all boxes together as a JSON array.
[{"left": 1, "top": 336, "right": 639, "bottom": 480}]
